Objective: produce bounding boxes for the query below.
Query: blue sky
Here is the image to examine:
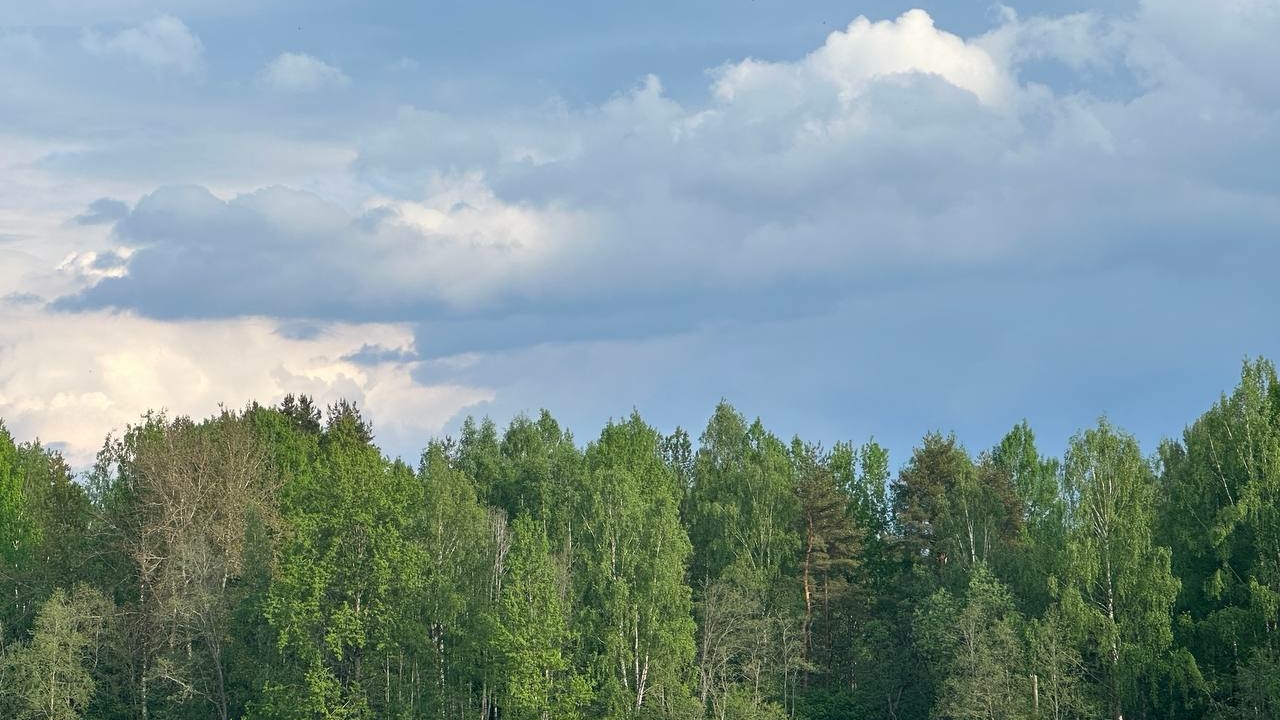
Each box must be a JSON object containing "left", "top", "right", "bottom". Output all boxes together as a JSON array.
[{"left": 1, "top": 0, "right": 1277, "bottom": 467}]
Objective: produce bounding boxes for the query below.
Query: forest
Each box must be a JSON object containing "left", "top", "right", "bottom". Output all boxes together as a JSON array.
[{"left": 2, "top": 359, "right": 1280, "bottom": 720}]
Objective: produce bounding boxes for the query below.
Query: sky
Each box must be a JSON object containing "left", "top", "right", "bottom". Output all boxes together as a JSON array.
[{"left": 1, "top": 0, "right": 1277, "bottom": 469}]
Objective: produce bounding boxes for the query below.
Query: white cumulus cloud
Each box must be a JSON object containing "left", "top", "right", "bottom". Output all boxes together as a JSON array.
[
  {"left": 712, "top": 9, "right": 1013, "bottom": 108},
  {"left": 258, "top": 52, "right": 350, "bottom": 92},
  {"left": 81, "top": 14, "right": 203, "bottom": 74},
  {"left": 0, "top": 308, "right": 493, "bottom": 465}
]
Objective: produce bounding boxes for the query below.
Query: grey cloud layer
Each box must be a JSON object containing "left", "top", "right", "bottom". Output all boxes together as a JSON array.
[
  {"left": 74, "top": 197, "right": 130, "bottom": 225},
  {"left": 56, "top": 4, "right": 1280, "bottom": 363}
]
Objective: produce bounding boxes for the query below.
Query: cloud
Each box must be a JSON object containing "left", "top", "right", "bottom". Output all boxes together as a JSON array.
[
  {"left": 1, "top": 1, "right": 1278, "bottom": 469},
  {"left": 414, "top": 259, "right": 1277, "bottom": 464},
  {"left": 1132, "top": 0, "right": 1280, "bottom": 102},
  {"left": 342, "top": 343, "right": 418, "bottom": 366},
  {"left": 258, "top": 52, "right": 350, "bottom": 92},
  {"left": 711, "top": 9, "right": 1014, "bottom": 108},
  {"left": 36, "top": 133, "right": 359, "bottom": 193},
  {"left": 73, "top": 197, "right": 130, "bottom": 225},
  {"left": 0, "top": 307, "right": 492, "bottom": 465},
  {"left": 2, "top": 292, "right": 43, "bottom": 306},
  {"left": 81, "top": 15, "right": 204, "bottom": 74},
  {"left": 979, "top": 7, "right": 1129, "bottom": 77},
  {"left": 42, "top": 5, "right": 1280, "bottom": 381},
  {"left": 57, "top": 248, "right": 133, "bottom": 283},
  {"left": 88, "top": 249, "right": 128, "bottom": 271},
  {"left": 54, "top": 179, "right": 590, "bottom": 323}
]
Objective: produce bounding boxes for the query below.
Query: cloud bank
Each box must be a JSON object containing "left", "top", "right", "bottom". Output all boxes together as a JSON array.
[
  {"left": 2, "top": 2, "right": 1278, "bottom": 463},
  {"left": 0, "top": 308, "right": 490, "bottom": 465},
  {"left": 60, "top": 8, "right": 1280, "bottom": 351}
]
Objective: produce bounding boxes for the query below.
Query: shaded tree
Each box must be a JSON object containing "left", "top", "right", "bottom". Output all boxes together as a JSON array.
[{"left": 0, "top": 585, "right": 112, "bottom": 720}]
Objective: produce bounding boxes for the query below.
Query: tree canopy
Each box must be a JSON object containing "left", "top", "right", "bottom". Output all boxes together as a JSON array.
[{"left": 3, "top": 359, "right": 1279, "bottom": 719}]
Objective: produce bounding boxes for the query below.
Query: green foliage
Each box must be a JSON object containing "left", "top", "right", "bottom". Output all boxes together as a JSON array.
[
  {"left": 715, "top": 686, "right": 788, "bottom": 720},
  {"left": 0, "top": 422, "right": 38, "bottom": 572},
  {"left": 1157, "top": 359, "right": 1280, "bottom": 717},
  {"left": 687, "top": 402, "right": 799, "bottom": 587},
  {"left": 1, "top": 432, "right": 93, "bottom": 649},
  {"left": 686, "top": 403, "right": 804, "bottom": 717},
  {"left": 991, "top": 422, "right": 1065, "bottom": 616},
  {"left": 456, "top": 416, "right": 508, "bottom": 511},
  {"left": 498, "top": 514, "right": 591, "bottom": 720},
  {"left": 893, "top": 433, "right": 1021, "bottom": 584},
  {"left": 576, "top": 413, "right": 698, "bottom": 718},
  {"left": 1060, "top": 418, "right": 1180, "bottom": 719},
  {"left": 263, "top": 405, "right": 421, "bottom": 719},
  {"left": 1224, "top": 646, "right": 1280, "bottom": 718},
  {"left": 1, "top": 585, "right": 112, "bottom": 720},
  {"left": 915, "top": 565, "right": 1031, "bottom": 720},
  {"left": 409, "top": 441, "right": 493, "bottom": 717},
  {"left": 1028, "top": 607, "right": 1098, "bottom": 720},
  {"left": 9, "top": 361, "right": 1280, "bottom": 719},
  {"left": 792, "top": 440, "right": 861, "bottom": 684}
]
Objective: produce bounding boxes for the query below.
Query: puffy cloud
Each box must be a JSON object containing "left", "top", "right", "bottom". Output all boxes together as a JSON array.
[
  {"left": 10, "top": 2, "right": 1280, "bottom": 461},
  {"left": 711, "top": 10, "right": 1014, "bottom": 108},
  {"left": 258, "top": 52, "right": 350, "bottom": 92},
  {"left": 73, "top": 197, "right": 130, "bottom": 225},
  {"left": 57, "top": 247, "right": 132, "bottom": 282},
  {"left": 56, "top": 178, "right": 590, "bottom": 321},
  {"left": 0, "top": 307, "right": 492, "bottom": 465},
  {"left": 55, "top": 5, "right": 1280, "bottom": 362},
  {"left": 978, "top": 7, "right": 1129, "bottom": 74},
  {"left": 81, "top": 15, "right": 204, "bottom": 74},
  {"left": 1132, "top": 0, "right": 1280, "bottom": 100}
]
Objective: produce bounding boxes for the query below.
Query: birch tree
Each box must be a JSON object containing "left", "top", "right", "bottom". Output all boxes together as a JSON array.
[
  {"left": 577, "top": 413, "right": 697, "bottom": 718},
  {"left": 1060, "top": 419, "right": 1178, "bottom": 720},
  {"left": 0, "top": 585, "right": 112, "bottom": 720}
]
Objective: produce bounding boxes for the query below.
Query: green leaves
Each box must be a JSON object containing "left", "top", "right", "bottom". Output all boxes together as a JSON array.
[
  {"left": 892, "top": 432, "right": 1021, "bottom": 587},
  {"left": 265, "top": 405, "right": 421, "bottom": 719},
  {"left": 577, "top": 414, "right": 697, "bottom": 718},
  {"left": 0, "top": 422, "right": 39, "bottom": 572},
  {"left": 915, "top": 564, "right": 1031, "bottom": 720},
  {"left": 1, "top": 585, "right": 111, "bottom": 720},
  {"left": 8, "top": 362, "right": 1280, "bottom": 719},
  {"left": 498, "top": 514, "right": 590, "bottom": 720},
  {"left": 1061, "top": 418, "right": 1179, "bottom": 719},
  {"left": 688, "top": 402, "right": 799, "bottom": 588}
]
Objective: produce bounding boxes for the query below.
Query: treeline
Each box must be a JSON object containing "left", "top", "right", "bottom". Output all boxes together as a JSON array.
[{"left": 2, "top": 360, "right": 1280, "bottom": 719}]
